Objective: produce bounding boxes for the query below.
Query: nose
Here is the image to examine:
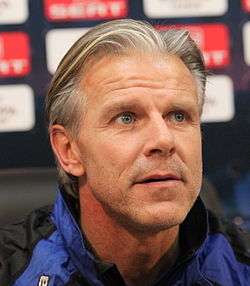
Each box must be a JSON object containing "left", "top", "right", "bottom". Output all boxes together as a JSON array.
[{"left": 143, "top": 114, "right": 175, "bottom": 158}]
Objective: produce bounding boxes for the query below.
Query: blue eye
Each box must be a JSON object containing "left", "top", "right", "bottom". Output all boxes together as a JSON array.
[
  {"left": 116, "top": 112, "right": 135, "bottom": 125},
  {"left": 172, "top": 111, "right": 185, "bottom": 122}
]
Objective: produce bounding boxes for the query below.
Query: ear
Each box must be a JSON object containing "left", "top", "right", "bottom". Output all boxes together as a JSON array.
[{"left": 49, "top": 125, "right": 85, "bottom": 177}]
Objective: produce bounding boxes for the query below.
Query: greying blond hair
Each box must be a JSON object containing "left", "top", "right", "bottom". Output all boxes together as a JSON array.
[{"left": 45, "top": 19, "right": 207, "bottom": 197}]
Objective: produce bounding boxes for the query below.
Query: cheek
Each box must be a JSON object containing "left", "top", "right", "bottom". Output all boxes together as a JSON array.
[
  {"left": 188, "top": 133, "right": 203, "bottom": 190},
  {"left": 180, "top": 128, "right": 202, "bottom": 159},
  {"left": 79, "top": 136, "right": 140, "bottom": 208},
  {"left": 81, "top": 133, "right": 140, "bottom": 185},
  {"left": 176, "top": 130, "right": 202, "bottom": 177},
  {"left": 191, "top": 132, "right": 202, "bottom": 168},
  {"left": 93, "top": 134, "right": 141, "bottom": 169}
]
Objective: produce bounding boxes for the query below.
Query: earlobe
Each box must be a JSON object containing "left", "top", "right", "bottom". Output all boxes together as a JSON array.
[{"left": 49, "top": 125, "right": 85, "bottom": 177}]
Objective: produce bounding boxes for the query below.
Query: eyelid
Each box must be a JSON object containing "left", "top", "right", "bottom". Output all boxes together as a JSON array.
[
  {"left": 115, "top": 111, "right": 135, "bottom": 118},
  {"left": 164, "top": 109, "right": 185, "bottom": 116}
]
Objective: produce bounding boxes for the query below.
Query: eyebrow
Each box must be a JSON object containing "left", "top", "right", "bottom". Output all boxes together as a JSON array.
[
  {"left": 101, "top": 99, "right": 143, "bottom": 114},
  {"left": 100, "top": 96, "right": 199, "bottom": 118},
  {"left": 170, "top": 101, "right": 199, "bottom": 112}
]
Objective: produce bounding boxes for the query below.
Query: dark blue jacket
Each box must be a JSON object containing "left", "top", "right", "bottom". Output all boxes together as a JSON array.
[{"left": 0, "top": 188, "right": 249, "bottom": 286}]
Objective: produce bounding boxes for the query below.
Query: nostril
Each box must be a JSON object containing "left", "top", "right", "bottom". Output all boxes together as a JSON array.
[
  {"left": 147, "top": 146, "right": 175, "bottom": 157},
  {"left": 150, "top": 148, "right": 163, "bottom": 155}
]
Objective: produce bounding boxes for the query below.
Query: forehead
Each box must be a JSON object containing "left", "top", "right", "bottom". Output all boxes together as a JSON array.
[{"left": 80, "top": 53, "right": 198, "bottom": 106}]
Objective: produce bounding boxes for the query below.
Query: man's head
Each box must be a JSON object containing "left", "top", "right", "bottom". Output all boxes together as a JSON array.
[{"left": 46, "top": 19, "right": 206, "bottom": 232}]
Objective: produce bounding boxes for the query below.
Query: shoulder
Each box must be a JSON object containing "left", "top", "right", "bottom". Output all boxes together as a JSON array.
[
  {"left": 0, "top": 205, "right": 55, "bottom": 286},
  {"left": 198, "top": 211, "right": 250, "bottom": 285},
  {"left": 207, "top": 210, "right": 250, "bottom": 265}
]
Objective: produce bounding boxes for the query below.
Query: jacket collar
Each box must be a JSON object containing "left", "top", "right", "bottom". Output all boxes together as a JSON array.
[
  {"left": 53, "top": 186, "right": 209, "bottom": 285},
  {"left": 52, "top": 188, "right": 104, "bottom": 286},
  {"left": 179, "top": 196, "right": 209, "bottom": 260}
]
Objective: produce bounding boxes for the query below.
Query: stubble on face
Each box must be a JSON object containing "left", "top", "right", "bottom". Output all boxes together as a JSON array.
[{"left": 77, "top": 53, "right": 202, "bottom": 233}]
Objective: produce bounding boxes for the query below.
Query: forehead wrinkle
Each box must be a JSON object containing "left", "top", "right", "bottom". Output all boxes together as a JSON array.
[
  {"left": 82, "top": 60, "right": 193, "bottom": 96},
  {"left": 85, "top": 75, "right": 196, "bottom": 101},
  {"left": 81, "top": 54, "right": 199, "bottom": 106},
  {"left": 84, "top": 83, "right": 198, "bottom": 115},
  {"left": 104, "top": 80, "right": 197, "bottom": 102},
  {"left": 99, "top": 86, "right": 198, "bottom": 115},
  {"left": 85, "top": 75, "right": 168, "bottom": 98}
]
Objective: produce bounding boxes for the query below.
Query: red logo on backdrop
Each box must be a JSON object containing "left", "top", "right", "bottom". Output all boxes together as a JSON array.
[
  {"left": 242, "top": 0, "right": 250, "bottom": 12},
  {"left": 157, "top": 24, "right": 230, "bottom": 69},
  {"left": 0, "top": 32, "right": 31, "bottom": 77},
  {"left": 44, "top": 0, "right": 128, "bottom": 21}
]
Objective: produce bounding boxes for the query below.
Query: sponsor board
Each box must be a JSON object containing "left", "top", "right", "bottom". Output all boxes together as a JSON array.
[
  {"left": 243, "top": 22, "right": 250, "bottom": 65},
  {"left": 157, "top": 24, "right": 230, "bottom": 69},
  {"left": 201, "top": 75, "right": 234, "bottom": 123},
  {"left": 46, "top": 28, "right": 89, "bottom": 74},
  {"left": 0, "top": 0, "right": 28, "bottom": 24},
  {"left": 143, "top": 0, "right": 228, "bottom": 18},
  {"left": 0, "top": 32, "right": 31, "bottom": 77},
  {"left": 0, "top": 85, "right": 35, "bottom": 132},
  {"left": 242, "top": 0, "right": 250, "bottom": 12},
  {"left": 44, "top": 0, "right": 128, "bottom": 21}
]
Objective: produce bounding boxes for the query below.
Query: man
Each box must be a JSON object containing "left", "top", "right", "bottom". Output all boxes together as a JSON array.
[{"left": 0, "top": 19, "right": 249, "bottom": 286}]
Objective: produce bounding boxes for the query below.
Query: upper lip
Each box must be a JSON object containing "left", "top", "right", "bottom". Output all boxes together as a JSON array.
[{"left": 136, "top": 173, "right": 182, "bottom": 184}]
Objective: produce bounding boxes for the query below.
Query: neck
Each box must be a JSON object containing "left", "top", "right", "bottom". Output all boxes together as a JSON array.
[{"left": 79, "top": 187, "right": 180, "bottom": 286}]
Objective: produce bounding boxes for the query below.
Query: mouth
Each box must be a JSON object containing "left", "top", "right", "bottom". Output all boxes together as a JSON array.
[{"left": 135, "top": 173, "right": 182, "bottom": 185}]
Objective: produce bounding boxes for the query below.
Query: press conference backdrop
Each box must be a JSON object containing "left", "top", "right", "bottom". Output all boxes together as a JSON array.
[{"left": 0, "top": 0, "right": 249, "bottom": 228}]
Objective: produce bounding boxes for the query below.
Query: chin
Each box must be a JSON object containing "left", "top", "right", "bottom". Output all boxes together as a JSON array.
[
  {"left": 127, "top": 218, "right": 181, "bottom": 235},
  {"left": 123, "top": 203, "right": 190, "bottom": 234}
]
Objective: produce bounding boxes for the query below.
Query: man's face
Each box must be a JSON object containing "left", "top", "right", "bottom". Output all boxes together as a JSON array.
[{"left": 77, "top": 53, "right": 202, "bottom": 232}]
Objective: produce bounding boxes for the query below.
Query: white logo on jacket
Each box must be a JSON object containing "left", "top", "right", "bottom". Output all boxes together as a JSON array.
[{"left": 38, "top": 275, "right": 50, "bottom": 286}]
